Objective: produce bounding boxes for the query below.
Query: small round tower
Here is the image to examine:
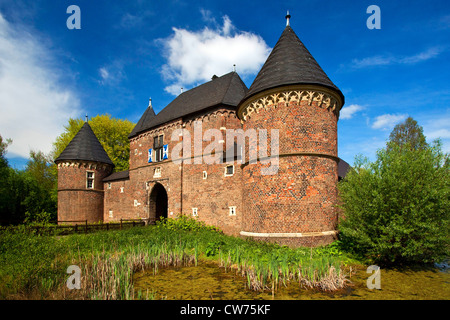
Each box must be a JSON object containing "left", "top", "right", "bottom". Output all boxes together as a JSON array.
[
  {"left": 55, "top": 121, "right": 114, "bottom": 223},
  {"left": 237, "top": 16, "right": 345, "bottom": 246}
]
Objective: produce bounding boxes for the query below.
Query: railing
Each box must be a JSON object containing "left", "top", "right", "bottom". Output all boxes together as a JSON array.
[{"left": 0, "top": 218, "right": 147, "bottom": 235}]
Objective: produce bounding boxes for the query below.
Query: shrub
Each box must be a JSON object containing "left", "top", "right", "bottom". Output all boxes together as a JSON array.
[{"left": 338, "top": 141, "right": 449, "bottom": 266}]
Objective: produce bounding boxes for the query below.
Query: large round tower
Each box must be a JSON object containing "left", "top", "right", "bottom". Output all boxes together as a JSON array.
[
  {"left": 55, "top": 121, "right": 114, "bottom": 223},
  {"left": 237, "top": 17, "right": 345, "bottom": 246}
]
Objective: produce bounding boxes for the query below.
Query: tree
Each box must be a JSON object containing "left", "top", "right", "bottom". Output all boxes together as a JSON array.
[
  {"left": 0, "top": 135, "right": 12, "bottom": 169},
  {"left": 389, "top": 116, "right": 428, "bottom": 150},
  {"left": 338, "top": 122, "right": 449, "bottom": 265},
  {"left": 23, "top": 150, "right": 57, "bottom": 222},
  {"left": 52, "top": 114, "right": 135, "bottom": 172},
  {"left": 0, "top": 136, "right": 57, "bottom": 224}
]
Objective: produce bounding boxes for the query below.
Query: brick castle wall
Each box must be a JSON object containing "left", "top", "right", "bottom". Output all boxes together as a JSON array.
[
  {"left": 57, "top": 162, "right": 112, "bottom": 223},
  {"left": 240, "top": 87, "right": 340, "bottom": 246},
  {"left": 105, "top": 107, "right": 243, "bottom": 235}
]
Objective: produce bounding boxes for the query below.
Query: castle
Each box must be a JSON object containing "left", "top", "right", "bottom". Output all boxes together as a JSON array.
[{"left": 55, "top": 16, "right": 348, "bottom": 247}]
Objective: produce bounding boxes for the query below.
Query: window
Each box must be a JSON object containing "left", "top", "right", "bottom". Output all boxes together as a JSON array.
[
  {"left": 154, "top": 135, "right": 164, "bottom": 162},
  {"left": 229, "top": 206, "right": 236, "bottom": 216},
  {"left": 109, "top": 210, "right": 113, "bottom": 218},
  {"left": 224, "top": 165, "right": 234, "bottom": 176},
  {"left": 154, "top": 167, "right": 161, "bottom": 178},
  {"left": 192, "top": 208, "right": 198, "bottom": 217},
  {"left": 149, "top": 135, "right": 168, "bottom": 163},
  {"left": 107, "top": 183, "right": 111, "bottom": 189},
  {"left": 120, "top": 187, "right": 124, "bottom": 193},
  {"left": 86, "top": 171, "right": 94, "bottom": 189},
  {"left": 203, "top": 171, "right": 207, "bottom": 179}
]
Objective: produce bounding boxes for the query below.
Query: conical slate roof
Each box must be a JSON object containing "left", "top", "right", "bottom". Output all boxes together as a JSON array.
[
  {"left": 243, "top": 25, "right": 344, "bottom": 104},
  {"left": 128, "top": 103, "right": 156, "bottom": 138},
  {"left": 55, "top": 122, "right": 114, "bottom": 166},
  {"left": 128, "top": 72, "right": 248, "bottom": 138}
]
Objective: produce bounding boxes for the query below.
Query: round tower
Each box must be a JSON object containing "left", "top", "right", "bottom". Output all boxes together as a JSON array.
[
  {"left": 237, "top": 17, "right": 345, "bottom": 246},
  {"left": 55, "top": 121, "right": 114, "bottom": 223}
]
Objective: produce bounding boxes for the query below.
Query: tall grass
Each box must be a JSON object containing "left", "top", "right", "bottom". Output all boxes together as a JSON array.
[
  {"left": 0, "top": 217, "right": 352, "bottom": 299},
  {"left": 218, "top": 242, "right": 348, "bottom": 292}
]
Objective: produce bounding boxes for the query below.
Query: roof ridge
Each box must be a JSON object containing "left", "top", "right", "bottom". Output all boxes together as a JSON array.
[{"left": 128, "top": 72, "right": 248, "bottom": 138}]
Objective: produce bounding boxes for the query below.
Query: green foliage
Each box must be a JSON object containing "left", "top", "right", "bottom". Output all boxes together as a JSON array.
[
  {"left": 338, "top": 139, "right": 449, "bottom": 265},
  {"left": 389, "top": 116, "right": 428, "bottom": 151},
  {"left": 52, "top": 114, "right": 135, "bottom": 172},
  {"left": 0, "top": 219, "right": 352, "bottom": 298},
  {"left": 156, "top": 215, "right": 222, "bottom": 233}
]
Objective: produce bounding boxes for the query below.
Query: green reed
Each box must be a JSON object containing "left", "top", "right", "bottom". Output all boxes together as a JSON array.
[{"left": 0, "top": 217, "right": 350, "bottom": 299}]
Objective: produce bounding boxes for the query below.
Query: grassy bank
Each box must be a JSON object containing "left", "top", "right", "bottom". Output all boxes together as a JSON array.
[{"left": 0, "top": 217, "right": 355, "bottom": 299}]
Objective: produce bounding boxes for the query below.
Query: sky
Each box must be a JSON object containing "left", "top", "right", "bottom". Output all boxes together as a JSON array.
[{"left": 0, "top": 0, "right": 449, "bottom": 169}]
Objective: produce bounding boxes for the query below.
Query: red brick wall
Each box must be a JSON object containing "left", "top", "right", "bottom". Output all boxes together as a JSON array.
[
  {"left": 57, "top": 161, "right": 112, "bottom": 223},
  {"left": 108, "top": 107, "right": 243, "bottom": 235},
  {"left": 240, "top": 88, "right": 340, "bottom": 246}
]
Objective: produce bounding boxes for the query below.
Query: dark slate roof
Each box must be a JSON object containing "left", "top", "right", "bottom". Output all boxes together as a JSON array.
[
  {"left": 128, "top": 104, "right": 156, "bottom": 138},
  {"left": 338, "top": 158, "right": 350, "bottom": 179},
  {"left": 242, "top": 26, "right": 344, "bottom": 104},
  {"left": 128, "top": 72, "right": 248, "bottom": 138},
  {"left": 103, "top": 170, "right": 129, "bottom": 182},
  {"left": 54, "top": 122, "right": 114, "bottom": 166}
]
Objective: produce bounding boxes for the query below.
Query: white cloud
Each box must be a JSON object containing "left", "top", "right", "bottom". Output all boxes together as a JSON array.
[
  {"left": 99, "top": 67, "right": 109, "bottom": 80},
  {"left": 98, "top": 61, "right": 125, "bottom": 85},
  {"left": 351, "top": 47, "right": 444, "bottom": 69},
  {"left": 371, "top": 113, "right": 408, "bottom": 130},
  {"left": 0, "top": 13, "right": 80, "bottom": 158},
  {"left": 159, "top": 13, "right": 271, "bottom": 95},
  {"left": 426, "top": 128, "right": 450, "bottom": 140},
  {"left": 340, "top": 104, "right": 364, "bottom": 119}
]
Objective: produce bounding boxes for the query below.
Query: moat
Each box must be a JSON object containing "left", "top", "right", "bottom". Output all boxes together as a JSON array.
[{"left": 133, "top": 259, "right": 450, "bottom": 300}]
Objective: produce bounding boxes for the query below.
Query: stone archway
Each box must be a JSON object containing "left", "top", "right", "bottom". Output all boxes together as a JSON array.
[{"left": 148, "top": 183, "right": 168, "bottom": 224}]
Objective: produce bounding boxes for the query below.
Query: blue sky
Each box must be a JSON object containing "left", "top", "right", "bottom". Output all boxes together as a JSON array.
[{"left": 1, "top": 0, "right": 449, "bottom": 169}]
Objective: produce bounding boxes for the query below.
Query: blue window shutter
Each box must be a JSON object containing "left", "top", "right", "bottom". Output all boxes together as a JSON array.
[
  {"left": 148, "top": 148, "right": 153, "bottom": 163},
  {"left": 163, "top": 144, "right": 169, "bottom": 160}
]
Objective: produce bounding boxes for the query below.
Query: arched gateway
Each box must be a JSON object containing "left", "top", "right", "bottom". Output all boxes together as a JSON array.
[{"left": 148, "top": 183, "right": 168, "bottom": 224}]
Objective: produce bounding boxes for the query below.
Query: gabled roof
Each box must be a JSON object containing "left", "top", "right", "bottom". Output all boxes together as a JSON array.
[
  {"left": 55, "top": 122, "right": 114, "bottom": 166},
  {"left": 128, "top": 72, "right": 248, "bottom": 138},
  {"left": 103, "top": 170, "right": 129, "bottom": 182},
  {"left": 242, "top": 26, "right": 344, "bottom": 104}
]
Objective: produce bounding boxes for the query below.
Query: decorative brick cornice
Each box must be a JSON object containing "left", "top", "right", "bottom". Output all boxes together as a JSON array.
[
  {"left": 129, "top": 109, "right": 238, "bottom": 143},
  {"left": 238, "top": 86, "right": 343, "bottom": 123},
  {"left": 56, "top": 160, "right": 111, "bottom": 171}
]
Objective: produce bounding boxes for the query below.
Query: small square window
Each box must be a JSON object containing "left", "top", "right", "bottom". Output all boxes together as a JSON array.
[
  {"left": 224, "top": 165, "right": 234, "bottom": 176},
  {"left": 192, "top": 208, "right": 198, "bottom": 217},
  {"left": 107, "top": 183, "right": 112, "bottom": 189}
]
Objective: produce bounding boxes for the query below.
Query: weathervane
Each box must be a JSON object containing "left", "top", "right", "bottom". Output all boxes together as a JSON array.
[{"left": 285, "top": 10, "right": 291, "bottom": 26}]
